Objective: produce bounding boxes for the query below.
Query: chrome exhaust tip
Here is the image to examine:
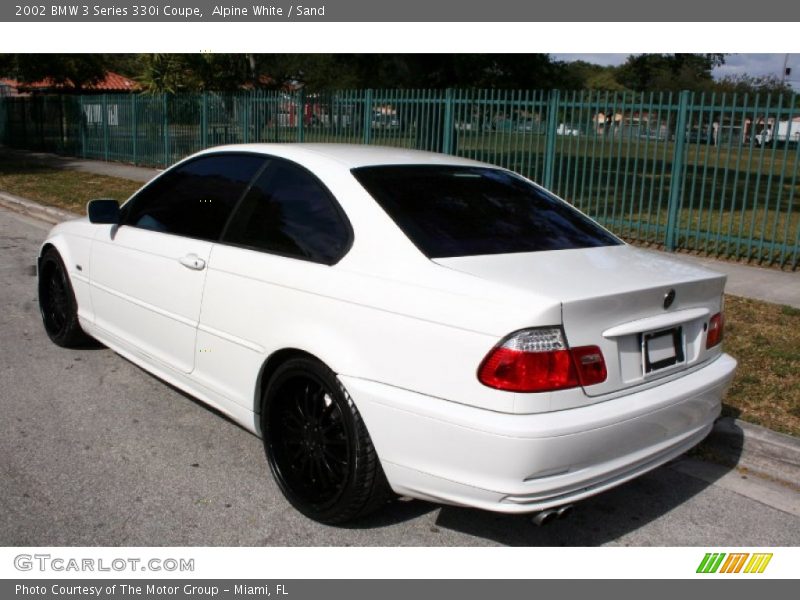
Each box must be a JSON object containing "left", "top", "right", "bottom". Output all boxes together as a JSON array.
[
  {"left": 556, "top": 504, "right": 574, "bottom": 520},
  {"left": 532, "top": 509, "right": 558, "bottom": 526},
  {"left": 532, "top": 504, "right": 574, "bottom": 526}
]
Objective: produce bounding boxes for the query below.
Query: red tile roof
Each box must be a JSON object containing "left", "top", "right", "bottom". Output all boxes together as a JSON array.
[
  {"left": 0, "top": 78, "right": 26, "bottom": 96},
  {"left": 15, "top": 71, "right": 139, "bottom": 93}
]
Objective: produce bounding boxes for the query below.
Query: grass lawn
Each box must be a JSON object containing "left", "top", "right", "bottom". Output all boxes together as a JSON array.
[
  {"left": 0, "top": 154, "right": 797, "bottom": 436},
  {"left": 0, "top": 155, "right": 141, "bottom": 215},
  {"left": 723, "top": 295, "right": 800, "bottom": 436}
]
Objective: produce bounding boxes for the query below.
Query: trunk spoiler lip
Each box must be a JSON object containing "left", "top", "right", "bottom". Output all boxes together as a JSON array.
[{"left": 602, "top": 307, "right": 711, "bottom": 338}]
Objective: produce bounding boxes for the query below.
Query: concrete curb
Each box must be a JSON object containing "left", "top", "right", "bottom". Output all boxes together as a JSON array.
[
  {"left": 0, "top": 191, "right": 80, "bottom": 225},
  {"left": 671, "top": 417, "right": 800, "bottom": 517},
  {"left": 703, "top": 417, "right": 800, "bottom": 491}
]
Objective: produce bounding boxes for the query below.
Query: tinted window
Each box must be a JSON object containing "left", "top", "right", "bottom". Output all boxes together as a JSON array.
[
  {"left": 352, "top": 165, "right": 621, "bottom": 258},
  {"left": 121, "top": 154, "right": 266, "bottom": 241},
  {"left": 222, "top": 159, "right": 350, "bottom": 264}
]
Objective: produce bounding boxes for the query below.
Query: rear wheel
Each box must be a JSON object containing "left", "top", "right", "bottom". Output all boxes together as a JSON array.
[
  {"left": 261, "top": 357, "right": 391, "bottom": 524},
  {"left": 38, "top": 248, "right": 90, "bottom": 347}
]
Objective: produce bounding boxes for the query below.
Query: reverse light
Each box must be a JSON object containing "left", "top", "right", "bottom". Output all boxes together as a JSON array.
[
  {"left": 570, "top": 345, "right": 608, "bottom": 386},
  {"left": 478, "top": 328, "right": 607, "bottom": 393},
  {"left": 706, "top": 312, "right": 724, "bottom": 348}
]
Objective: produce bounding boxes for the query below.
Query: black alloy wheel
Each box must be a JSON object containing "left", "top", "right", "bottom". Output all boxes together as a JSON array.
[
  {"left": 38, "top": 248, "right": 90, "bottom": 347},
  {"left": 262, "top": 357, "right": 390, "bottom": 523}
]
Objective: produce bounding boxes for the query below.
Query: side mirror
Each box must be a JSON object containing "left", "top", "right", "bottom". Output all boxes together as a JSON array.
[{"left": 87, "top": 199, "right": 120, "bottom": 224}]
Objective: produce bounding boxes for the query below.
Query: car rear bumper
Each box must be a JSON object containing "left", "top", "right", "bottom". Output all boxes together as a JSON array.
[{"left": 341, "top": 353, "right": 737, "bottom": 513}]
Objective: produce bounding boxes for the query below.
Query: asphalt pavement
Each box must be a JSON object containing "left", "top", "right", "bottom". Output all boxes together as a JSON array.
[{"left": 1, "top": 205, "right": 798, "bottom": 546}]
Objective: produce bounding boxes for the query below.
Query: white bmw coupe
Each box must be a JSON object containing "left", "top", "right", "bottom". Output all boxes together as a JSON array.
[{"left": 38, "top": 144, "right": 736, "bottom": 523}]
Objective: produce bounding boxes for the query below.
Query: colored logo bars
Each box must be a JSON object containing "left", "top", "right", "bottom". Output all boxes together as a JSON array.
[{"left": 697, "top": 552, "right": 773, "bottom": 574}]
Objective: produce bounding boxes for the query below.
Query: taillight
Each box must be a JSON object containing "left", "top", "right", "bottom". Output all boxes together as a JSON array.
[
  {"left": 570, "top": 345, "right": 608, "bottom": 386},
  {"left": 477, "top": 327, "right": 607, "bottom": 393},
  {"left": 707, "top": 312, "right": 724, "bottom": 348}
]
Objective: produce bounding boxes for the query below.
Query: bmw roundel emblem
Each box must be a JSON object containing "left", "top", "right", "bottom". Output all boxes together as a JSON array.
[{"left": 663, "top": 289, "right": 676, "bottom": 310}]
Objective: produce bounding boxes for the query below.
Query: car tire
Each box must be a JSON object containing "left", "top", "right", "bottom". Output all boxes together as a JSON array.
[
  {"left": 261, "top": 356, "right": 392, "bottom": 524},
  {"left": 38, "top": 248, "right": 91, "bottom": 348}
]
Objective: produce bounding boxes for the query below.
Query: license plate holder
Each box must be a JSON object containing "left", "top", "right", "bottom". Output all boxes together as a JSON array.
[{"left": 642, "top": 327, "right": 684, "bottom": 374}]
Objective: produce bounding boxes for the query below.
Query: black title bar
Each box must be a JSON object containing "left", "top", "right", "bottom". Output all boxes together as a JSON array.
[{"left": 3, "top": 0, "right": 800, "bottom": 22}]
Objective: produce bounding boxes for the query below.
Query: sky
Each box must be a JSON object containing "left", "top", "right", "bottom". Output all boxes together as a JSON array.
[{"left": 552, "top": 53, "right": 798, "bottom": 89}]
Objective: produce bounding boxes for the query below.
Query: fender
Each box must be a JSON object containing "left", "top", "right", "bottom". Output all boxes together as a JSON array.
[{"left": 39, "top": 220, "right": 96, "bottom": 324}]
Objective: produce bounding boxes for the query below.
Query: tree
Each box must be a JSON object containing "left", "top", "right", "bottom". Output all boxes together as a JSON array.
[
  {"left": 616, "top": 54, "right": 726, "bottom": 92},
  {"left": 252, "top": 54, "right": 361, "bottom": 90},
  {"left": 136, "top": 54, "right": 198, "bottom": 93},
  {"left": 251, "top": 54, "right": 567, "bottom": 91},
  {"left": 101, "top": 54, "right": 141, "bottom": 79},
  {"left": 557, "top": 60, "right": 628, "bottom": 91},
  {"left": 711, "top": 74, "right": 796, "bottom": 105},
  {"left": 0, "top": 54, "right": 107, "bottom": 89},
  {"left": 192, "top": 54, "right": 253, "bottom": 90},
  {"left": 136, "top": 54, "right": 258, "bottom": 93},
  {"left": 351, "top": 54, "right": 565, "bottom": 89}
]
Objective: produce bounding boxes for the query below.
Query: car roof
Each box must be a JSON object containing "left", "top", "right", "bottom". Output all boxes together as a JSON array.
[{"left": 192, "top": 143, "right": 491, "bottom": 170}]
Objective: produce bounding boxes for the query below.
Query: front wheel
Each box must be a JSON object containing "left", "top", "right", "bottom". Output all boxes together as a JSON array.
[
  {"left": 261, "top": 357, "right": 391, "bottom": 524},
  {"left": 38, "top": 248, "right": 90, "bottom": 347}
]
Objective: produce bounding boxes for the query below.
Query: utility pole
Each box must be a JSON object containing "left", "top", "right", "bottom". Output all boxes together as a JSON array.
[{"left": 781, "top": 53, "right": 790, "bottom": 85}]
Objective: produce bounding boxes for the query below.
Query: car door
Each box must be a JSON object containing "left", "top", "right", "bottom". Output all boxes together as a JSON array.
[
  {"left": 89, "top": 153, "right": 266, "bottom": 374},
  {"left": 191, "top": 157, "right": 353, "bottom": 407}
]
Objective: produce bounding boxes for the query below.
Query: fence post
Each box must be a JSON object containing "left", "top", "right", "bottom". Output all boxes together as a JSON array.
[
  {"left": 79, "top": 96, "right": 86, "bottom": 158},
  {"left": 665, "top": 90, "right": 690, "bottom": 252},
  {"left": 59, "top": 95, "right": 66, "bottom": 153},
  {"left": 442, "top": 88, "right": 456, "bottom": 155},
  {"left": 296, "top": 89, "right": 305, "bottom": 143},
  {"left": 163, "top": 93, "right": 169, "bottom": 167},
  {"left": 245, "top": 93, "right": 253, "bottom": 144},
  {"left": 363, "top": 89, "right": 373, "bottom": 145},
  {"left": 542, "top": 89, "right": 560, "bottom": 189},
  {"left": 20, "top": 99, "right": 28, "bottom": 148},
  {"left": 102, "top": 94, "right": 110, "bottom": 161},
  {"left": 38, "top": 96, "right": 44, "bottom": 150},
  {"left": 201, "top": 91, "right": 208, "bottom": 149},
  {"left": 132, "top": 94, "right": 138, "bottom": 165}
]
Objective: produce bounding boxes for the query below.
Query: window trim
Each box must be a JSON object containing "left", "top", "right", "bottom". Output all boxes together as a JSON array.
[
  {"left": 118, "top": 151, "right": 354, "bottom": 266},
  {"left": 218, "top": 154, "right": 355, "bottom": 266},
  {"left": 118, "top": 151, "right": 270, "bottom": 243},
  {"left": 350, "top": 163, "right": 623, "bottom": 259}
]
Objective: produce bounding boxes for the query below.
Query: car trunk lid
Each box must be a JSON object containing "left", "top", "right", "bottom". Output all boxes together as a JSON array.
[{"left": 434, "top": 245, "right": 726, "bottom": 397}]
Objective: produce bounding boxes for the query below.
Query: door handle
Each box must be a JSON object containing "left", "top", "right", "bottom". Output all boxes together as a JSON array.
[{"left": 178, "top": 253, "right": 206, "bottom": 270}]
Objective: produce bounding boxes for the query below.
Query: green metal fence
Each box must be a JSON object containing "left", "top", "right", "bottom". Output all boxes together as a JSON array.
[{"left": 1, "top": 88, "right": 799, "bottom": 269}]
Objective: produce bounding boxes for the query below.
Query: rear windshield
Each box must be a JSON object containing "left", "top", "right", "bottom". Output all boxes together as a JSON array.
[{"left": 351, "top": 165, "right": 621, "bottom": 258}]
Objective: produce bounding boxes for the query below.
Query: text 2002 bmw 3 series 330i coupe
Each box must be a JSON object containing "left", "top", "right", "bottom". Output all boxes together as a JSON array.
[{"left": 38, "top": 144, "right": 737, "bottom": 523}]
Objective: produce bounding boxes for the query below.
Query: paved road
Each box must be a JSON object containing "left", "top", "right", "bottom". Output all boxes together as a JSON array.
[{"left": 1, "top": 206, "right": 798, "bottom": 546}]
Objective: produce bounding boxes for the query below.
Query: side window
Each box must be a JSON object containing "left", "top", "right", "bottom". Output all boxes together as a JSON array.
[
  {"left": 121, "top": 154, "right": 266, "bottom": 241},
  {"left": 222, "top": 159, "right": 351, "bottom": 264}
]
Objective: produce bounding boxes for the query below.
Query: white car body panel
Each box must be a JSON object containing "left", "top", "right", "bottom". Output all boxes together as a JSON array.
[
  {"left": 90, "top": 225, "right": 214, "bottom": 373},
  {"left": 343, "top": 353, "right": 735, "bottom": 511},
  {"left": 80, "top": 317, "right": 260, "bottom": 432},
  {"left": 436, "top": 245, "right": 727, "bottom": 400},
  {"left": 43, "top": 220, "right": 95, "bottom": 322},
  {"left": 195, "top": 242, "right": 563, "bottom": 415},
  {"left": 39, "top": 143, "right": 737, "bottom": 515}
]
